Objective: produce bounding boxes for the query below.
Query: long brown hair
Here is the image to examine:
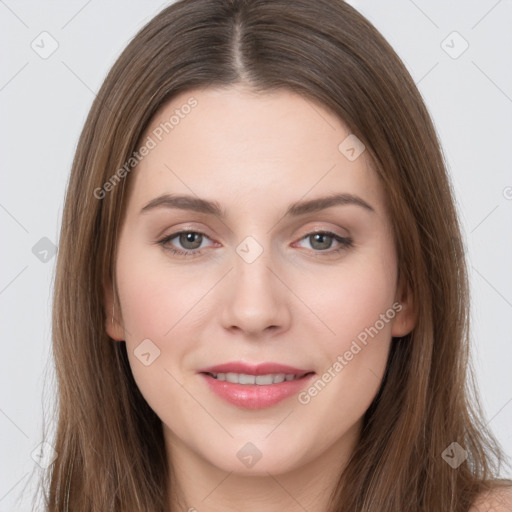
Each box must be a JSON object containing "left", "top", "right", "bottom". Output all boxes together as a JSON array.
[{"left": 35, "top": 0, "right": 509, "bottom": 510}]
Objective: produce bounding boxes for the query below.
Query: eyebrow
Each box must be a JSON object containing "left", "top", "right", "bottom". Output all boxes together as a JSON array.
[{"left": 140, "top": 192, "right": 375, "bottom": 217}]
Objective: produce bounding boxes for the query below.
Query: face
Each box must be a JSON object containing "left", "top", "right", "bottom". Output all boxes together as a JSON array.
[{"left": 106, "top": 85, "right": 415, "bottom": 479}]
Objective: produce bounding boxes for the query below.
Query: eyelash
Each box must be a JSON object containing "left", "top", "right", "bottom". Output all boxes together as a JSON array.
[{"left": 156, "top": 230, "right": 353, "bottom": 258}]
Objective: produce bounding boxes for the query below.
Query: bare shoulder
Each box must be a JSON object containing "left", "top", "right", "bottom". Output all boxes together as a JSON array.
[{"left": 469, "top": 484, "right": 512, "bottom": 512}]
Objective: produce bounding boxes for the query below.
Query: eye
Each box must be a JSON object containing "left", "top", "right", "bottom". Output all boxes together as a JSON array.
[
  {"left": 294, "top": 231, "right": 353, "bottom": 254},
  {"left": 157, "top": 229, "right": 353, "bottom": 258},
  {"left": 157, "top": 230, "right": 216, "bottom": 257}
]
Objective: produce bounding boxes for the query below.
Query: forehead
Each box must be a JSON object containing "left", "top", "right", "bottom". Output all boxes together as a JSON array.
[
  {"left": 142, "top": 85, "right": 349, "bottom": 165},
  {"left": 128, "top": 86, "right": 385, "bottom": 216}
]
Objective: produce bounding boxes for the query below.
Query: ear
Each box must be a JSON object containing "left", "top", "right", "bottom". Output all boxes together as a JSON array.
[
  {"left": 391, "top": 273, "right": 417, "bottom": 338},
  {"left": 103, "top": 279, "right": 125, "bottom": 341}
]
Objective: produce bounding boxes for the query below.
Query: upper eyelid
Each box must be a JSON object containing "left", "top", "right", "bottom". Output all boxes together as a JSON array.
[{"left": 156, "top": 215, "right": 351, "bottom": 240}]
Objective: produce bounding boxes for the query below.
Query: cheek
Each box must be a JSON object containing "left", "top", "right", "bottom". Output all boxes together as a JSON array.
[
  {"left": 294, "top": 245, "right": 397, "bottom": 413},
  {"left": 116, "top": 245, "right": 202, "bottom": 340},
  {"left": 305, "top": 253, "right": 397, "bottom": 351},
  {"left": 115, "top": 247, "right": 200, "bottom": 415}
]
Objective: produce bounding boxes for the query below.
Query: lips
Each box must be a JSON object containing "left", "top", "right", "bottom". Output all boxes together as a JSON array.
[
  {"left": 197, "top": 361, "right": 316, "bottom": 409},
  {"left": 199, "top": 373, "right": 316, "bottom": 409},
  {"left": 197, "top": 361, "right": 313, "bottom": 376}
]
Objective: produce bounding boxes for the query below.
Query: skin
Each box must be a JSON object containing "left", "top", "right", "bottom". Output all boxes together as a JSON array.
[
  {"left": 470, "top": 486, "right": 512, "bottom": 512},
  {"left": 105, "top": 85, "right": 417, "bottom": 511}
]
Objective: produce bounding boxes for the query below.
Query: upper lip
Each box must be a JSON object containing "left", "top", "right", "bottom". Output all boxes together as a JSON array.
[{"left": 197, "top": 361, "right": 315, "bottom": 376}]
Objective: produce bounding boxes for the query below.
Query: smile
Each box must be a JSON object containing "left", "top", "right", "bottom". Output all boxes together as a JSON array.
[{"left": 199, "top": 371, "right": 316, "bottom": 409}]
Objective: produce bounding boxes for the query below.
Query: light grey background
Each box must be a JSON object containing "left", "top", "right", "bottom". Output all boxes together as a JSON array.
[{"left": 1, "top": 1, "right": 511, "bottom": 509}]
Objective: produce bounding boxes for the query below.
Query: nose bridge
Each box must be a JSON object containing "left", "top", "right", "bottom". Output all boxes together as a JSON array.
[
  {"left": 220, "top": 236, "right": 290, "bottom": 334},
  {"left": 233, "top": 239, "right": 277, "bottom": 307},
  {"left": 235, "top": 243, "right": 273, "bottom": 294}
]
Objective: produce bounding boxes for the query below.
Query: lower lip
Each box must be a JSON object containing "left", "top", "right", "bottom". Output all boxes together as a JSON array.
[{"left": 199, "top": 373, "right": 316, "bottom": 410}]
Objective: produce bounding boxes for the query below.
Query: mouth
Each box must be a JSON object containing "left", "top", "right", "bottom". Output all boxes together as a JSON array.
[{"left": 197, "top": 363, "right": 316, "bottom": 409}]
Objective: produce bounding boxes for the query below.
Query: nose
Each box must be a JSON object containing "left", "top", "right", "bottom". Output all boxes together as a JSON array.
[{"left": 219, "top": 248, "right": 292, "bottom": 337}]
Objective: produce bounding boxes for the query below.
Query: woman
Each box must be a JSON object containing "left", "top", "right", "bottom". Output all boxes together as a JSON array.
[{"left": 39, "top": 0, "right": 511, "bottom": 510}]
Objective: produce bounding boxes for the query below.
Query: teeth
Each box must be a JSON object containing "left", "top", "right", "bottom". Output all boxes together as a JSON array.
[{"left": 210, "top": 372, "right": 304, "bottom": 385}]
